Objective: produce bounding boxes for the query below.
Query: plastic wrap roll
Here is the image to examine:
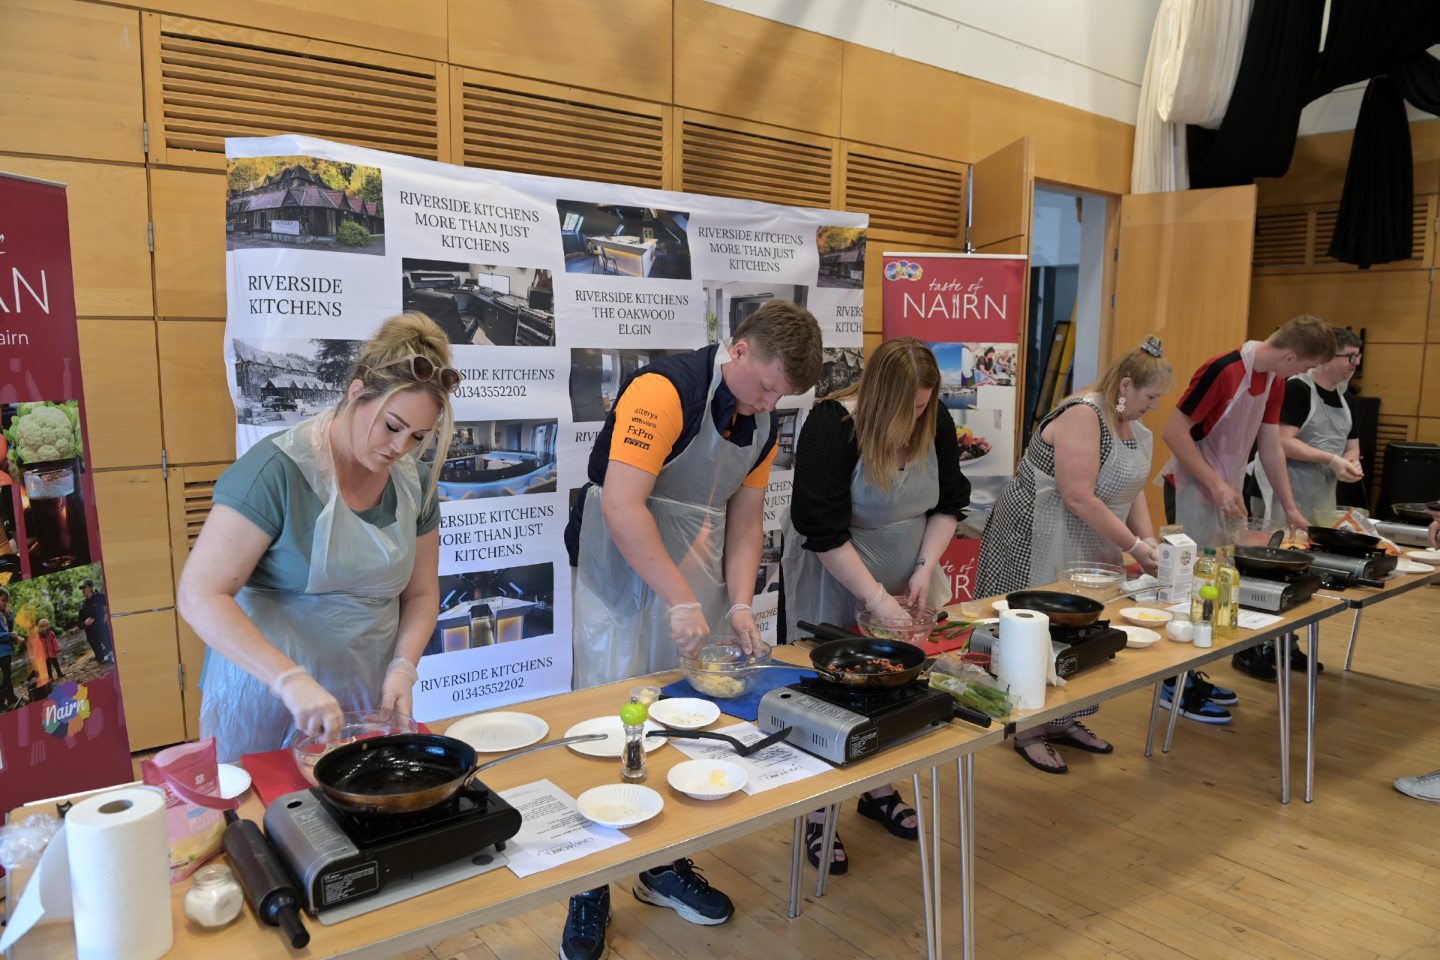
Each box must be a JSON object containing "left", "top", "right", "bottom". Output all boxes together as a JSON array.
[
  {"left": 994, "top": 609, "right": 1051, "bottom": 710},
  {"left": 66, "top": 786, "right": 174, "bottom": 960}
]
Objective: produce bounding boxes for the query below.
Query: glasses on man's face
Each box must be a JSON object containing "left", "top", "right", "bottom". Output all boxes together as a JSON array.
[
  {"left": 1337, "top": 351, "right": 1362, "bottom": 366},
  {"left": 371, "top": 354, "right": 462, "bottom": 392}
]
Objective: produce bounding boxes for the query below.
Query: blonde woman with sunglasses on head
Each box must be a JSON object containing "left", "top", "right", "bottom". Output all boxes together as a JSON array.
[{"left": 179, "top": 313, "right": 460, "bottom": 762}]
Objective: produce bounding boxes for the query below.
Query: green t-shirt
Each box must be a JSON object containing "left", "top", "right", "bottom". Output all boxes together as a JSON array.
[{"left": 212, "top": 434, "right": 441, "bottom": 593}]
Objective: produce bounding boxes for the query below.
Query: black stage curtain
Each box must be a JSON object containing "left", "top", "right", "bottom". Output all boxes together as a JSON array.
[{"left": 1329, "top": 75, "right": 1413, "bottom": 268}]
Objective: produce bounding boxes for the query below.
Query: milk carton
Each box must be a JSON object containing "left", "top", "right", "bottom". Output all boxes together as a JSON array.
[{"left": 1158, "top": 532, "right": 1197, "bottom": 604}]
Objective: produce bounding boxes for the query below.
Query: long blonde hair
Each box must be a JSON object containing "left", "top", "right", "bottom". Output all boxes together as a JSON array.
[
  {"left": 338, "top": 311, "right": 458, "bottom": 507},
  {"left": 829, "top": 337, "right": 941, "bottom": 490}
]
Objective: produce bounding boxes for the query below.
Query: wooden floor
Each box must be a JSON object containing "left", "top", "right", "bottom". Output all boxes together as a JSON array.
[{"left": 402, "top": 586, "right": 1440, "bottom": 960}]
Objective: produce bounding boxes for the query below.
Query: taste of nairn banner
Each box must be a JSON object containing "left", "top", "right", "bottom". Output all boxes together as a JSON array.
[
  {"left": 224, "top": 135, "right": 868, "bottom": 723},
  {"left": 881, "top": 252, "right": 1027, "bottom": 604},
  {"left": 0, "top": 172, "right": 134, "bottom": 814}
]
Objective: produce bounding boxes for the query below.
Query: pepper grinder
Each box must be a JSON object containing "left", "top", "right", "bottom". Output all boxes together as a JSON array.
[{"left": 619, "top": 697, "right": 649, "bottom": 782}]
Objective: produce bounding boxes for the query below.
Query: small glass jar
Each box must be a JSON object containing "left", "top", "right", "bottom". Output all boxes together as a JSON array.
[{"left": 184, "top": 863, "right": 244, "bottom": 929}]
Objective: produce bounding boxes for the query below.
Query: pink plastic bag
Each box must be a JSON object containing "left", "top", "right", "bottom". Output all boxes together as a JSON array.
[{"left": 140, "top": 737, "right": 238, "bottom": 883}]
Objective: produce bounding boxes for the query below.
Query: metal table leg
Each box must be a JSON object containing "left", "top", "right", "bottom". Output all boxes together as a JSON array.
[
  {"left": 929, "top": 766, "right": 941, "bottom": 958},
  {"left": 1162, "top": 670, "right": 1188, "bottom": 753},
  {"left": 957, "top": 754, "right": 976, "bottom": 960},
  {"left": 912, "top": 772, "right": 936, "bottom": 960},
  {"left": 1276, "top": 639, "right": 1290, "bottom": 804},
  {"left": 1342, "top": 607, "right": 1364, "bottom": 671},
  {"left": 1144, "top": 679, "right": 1163, "bottom": 757},
  {"left": 788, "top": 816, "right": 803, "bottom": 918},
  {"left": 1306, "top": 621, "right": 1319, "bottom": 803},
  {"left": 814, "top": 802, "right": 840, "bottom": 899}
]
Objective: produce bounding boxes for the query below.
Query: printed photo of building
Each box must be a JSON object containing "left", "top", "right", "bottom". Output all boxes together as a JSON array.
[{"left": 226, "top": 159, "right": 385, "bottom": 255}]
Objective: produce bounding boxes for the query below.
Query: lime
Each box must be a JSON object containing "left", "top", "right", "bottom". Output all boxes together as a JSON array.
[
  {"left": 619, "top": 701, "right": 648, "bottom": 726},
  {"left": 1198, "top": 585, "right": 1220, "bottom": 601}
]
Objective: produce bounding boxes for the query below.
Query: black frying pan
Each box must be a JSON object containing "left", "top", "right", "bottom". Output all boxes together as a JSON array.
[
  {"left": 1392, "top": 502, "right": 1435, "bottom": 525},
  {"left": 1307, "top": 525, "right": 1381, "bottom": 556},
  {"left": 1006, "top": 590, "right": 1104, "bottom": 627},
  {"left": 808, "top": 637, "right": 926, "bottom": 689},
  {"left": 1232, "top": 546, "right": 1314, "bottom": 577}
]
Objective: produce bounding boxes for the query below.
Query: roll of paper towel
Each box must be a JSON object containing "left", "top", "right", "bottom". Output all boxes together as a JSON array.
[
  {"left": 67, "top": 787, "right": 174, "bottom": 960},
  {"left": 995, "top": 608, "right": 1051, "bottom": 710}
]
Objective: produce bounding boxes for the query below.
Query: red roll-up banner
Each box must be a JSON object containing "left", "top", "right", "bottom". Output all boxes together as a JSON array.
[
  {"left": 0, "top": 173, "right": 134, "bottom": 815},
  {"left": 881, "top": 253, "right": 1027, "bottom": 603}
]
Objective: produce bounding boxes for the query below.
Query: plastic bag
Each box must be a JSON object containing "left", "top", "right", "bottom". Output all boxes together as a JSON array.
[
  {"left": 0, "top": 813, "right": 61, "bottom": 871},
  {"left": 928, "top": 657, "right": 1016, "bottom": 718},
  {"left": 140, "top": 737, "right": 237, "bottom": 883}
]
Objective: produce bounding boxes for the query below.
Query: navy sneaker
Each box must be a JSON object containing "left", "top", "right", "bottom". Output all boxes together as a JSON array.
[
  {"left": 1289, "top": 642, "right": 1324, "bottom": 674},
  {"left": 560, "top": 887, "right": 609, "bottom": 960},
  {"left": 633, "top": 859, "right": 734, "bottom": 925},
  {"left": 1232, "top": 644, "right": 1278, "bottom": 682},
  {"left": 1159, "top": 684, "right": 1233, "bottom": 724},
  {"left": 1164, "top": 673, "right": 1238, "bottom": 707}
]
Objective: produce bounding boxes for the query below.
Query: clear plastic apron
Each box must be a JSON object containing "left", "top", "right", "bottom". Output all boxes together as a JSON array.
[
  {"left": 1026, "top": 395, "right": 1154, "bottom": 584},
  {"left": 781, "top": 415, "right": 947, "bottom": 637},
  {"left": 1252, "top": 373, "right": 1351, "bottom": 526},
  {"left": 1159, "top": 341, "right": 1272, "bottom": 548},
  {"left": 572, "top": 350, "right": 768, "bottom": 689},
  {"left": 200, "top": 412, "right": 420, "bottom": 762}
]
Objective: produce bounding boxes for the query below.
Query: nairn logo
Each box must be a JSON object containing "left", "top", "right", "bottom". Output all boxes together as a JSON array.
[
  {"left": 42, "top": 681, "right": 91, "bottom": 738},
  {"left": 884, "top": 260, "right": 924, "bottom": 282}
]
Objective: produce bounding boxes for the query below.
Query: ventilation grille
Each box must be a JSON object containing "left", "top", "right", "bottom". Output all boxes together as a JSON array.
[
  {"left": 180, "top": 476, "right": 217, "bottom": 550},
  {"left": 1255, "top": 199, "right": 1430, "bottom": 270},
  {"left": 156, "top": 28, "right": 441, "bottom": 160},
  {"left": 1252, "top": 210, "right": 1310, "bottom": 268},
  {"left": 459, "top": 83, "right": 664, "bottom": 188},
  {"left": 844, "top": 152, "right": 964, "bottom": 239},
  {"left": 681, "top": 121, "right": 833, "bottom": 208}
]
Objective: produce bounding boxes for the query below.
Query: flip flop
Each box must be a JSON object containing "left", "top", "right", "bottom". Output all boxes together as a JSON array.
[
  {"left": 1013, "top": 738, "right": 1068, "bottom": 774},
  {"left": 1045, "top": 721, "right": 1114, "bottom": 755}
]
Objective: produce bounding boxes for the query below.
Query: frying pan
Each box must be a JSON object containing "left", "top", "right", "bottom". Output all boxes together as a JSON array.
[
  {"left": 1232, "top": 546, "right": 1315, "bottom": 577},
  {"left": 312, "top": 732, "right": 604, "bottom": 815},
  {"left": 1005, "top": 590, "right": 1104, "bottom": 627},
  {"left": 1307, "top": 525, "right": 1381, "bottom": 556},
  {"left": 1391, "top": 502, "right": 1436, "bottom": 525},
  {"left": 807, "top": 637, "right": 927, "bottom": 689}
]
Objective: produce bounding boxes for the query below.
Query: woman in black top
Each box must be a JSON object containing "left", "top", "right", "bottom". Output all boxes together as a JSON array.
[{"left": 783, "top": 337, "right": 969, "bottom": 874}]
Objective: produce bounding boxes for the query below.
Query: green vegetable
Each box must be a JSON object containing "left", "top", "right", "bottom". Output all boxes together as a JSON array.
[{"left": 929, "top": 674, "right": 1014, "bottom": 718}]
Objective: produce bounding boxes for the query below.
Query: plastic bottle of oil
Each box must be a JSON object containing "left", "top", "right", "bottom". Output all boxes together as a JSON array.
[
  {"left": 1215, "top": 545, "right": 1240, "bottom": 640},
  {"left": 1189, "top": 547, "right": 1220, "bottom": 628}
]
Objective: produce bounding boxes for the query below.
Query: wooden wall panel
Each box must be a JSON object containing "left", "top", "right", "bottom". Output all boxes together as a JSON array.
[
  {"left": 167, "top": 462, "right": 227, "bottom": 739},
  {"left": 0, "top": 157, "right": 151, "bottom": 317},
  {"left": 77, "top": 320, "right": 162, "bottom": 468},
  {"left": 841, "top": 143, "right": 966, "bottom": 243},
  {"left": 449, "top": 0, "right": 671, "bottom": 104},
  {"left": 110, "top": 0, "right": 447, "bottom": 61},
  {"left": 92, "top": 468, "right": 173, "bottom": 613},
  {"left": 840, "top": 44, "right": 969, "bottom": 161},
  {"left": 1259, "top": 119, "right": 1440, "bottom": 207},
  {"left": 1363, "top": 343, "right": 1425, "bottom": 418},
  {"left": 158, "top": 321, "right": 236, "bottom": 464},
  {"left": 1249, "top": 271, "right": 1431, "bottom": 343},
  {"left": 1417, "top": 417, "right": 1440, "bottom": 444},
  {"left": 678, "top": 110, "right": 838, "bottom": 208},
  {"left": 0, "top": 0, "right": 144, "bottom": 163},
  {"left": 1422, "top": 346, "right": 1440, "bottom": 419},
  {"left": 151, "top": 169, "right": 226, "bottom": 318},
  {"left": 969, "top": 138, "right": 1034, "bottom": 251},
  {"left": 112, "top": 608, "right": 184, "bottom": 751},
  {"left": 675, "top": 0, "right": 842, "bottom": 137}
]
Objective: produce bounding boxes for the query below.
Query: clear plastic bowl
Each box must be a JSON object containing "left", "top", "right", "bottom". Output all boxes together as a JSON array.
[
  {"left": 679, "top": 642, "right": 767, "bottom": 699},
  {"left": 1057, "top": 561, "right": 1126, "bottom": 600},
  {"left": 289, "top": 709, "right": 419, "bottom": 786},
  {"left": 853, "top": 597, "right": 937, "bottom": 645}
]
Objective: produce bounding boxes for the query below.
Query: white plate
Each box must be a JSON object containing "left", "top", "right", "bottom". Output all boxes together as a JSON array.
[
  {"left": 446, "top": 712, "right": 549, "bottom": 753},
  {"left": 1393, "top": 557, "right": 1432, "bottom": 574},
  {"left": 990, "top": 599, "right": 1010, "bottom": 612},
  {"left": 1119, "top": 606, "right": 1174, "bottom": 627},
  {"left": 564, "top": 716, "right": 666, "bottom": 758},
  {"left": 1404, "top": 549, "right": 1440, "bottom": 564},
  {"left": 217, "top": 763, "right": 252, "bottom": 800},
  {"left": 576, "top": 783, "right": 664, "bottom": 829},
  {"left": 647, "top": 698, "right": 721, "bottom": 731},
  {"left": 667, "top": 759, "right": 748, "bottom": 800},
  {"left": 1117, "top": 625, "right": 1161, "bottom": 649}
]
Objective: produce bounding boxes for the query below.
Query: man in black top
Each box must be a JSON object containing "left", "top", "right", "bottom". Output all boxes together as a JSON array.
[{"left": 79, "top": 580, "right": 112, "bottom": 664}]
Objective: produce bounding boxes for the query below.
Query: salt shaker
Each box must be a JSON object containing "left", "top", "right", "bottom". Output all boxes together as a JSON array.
[
  {"left": 184, "top": 862, "right": 244, "bottom": 928},
  {"left": 619, "top": 697, "right": 649, "bottom": 782}
]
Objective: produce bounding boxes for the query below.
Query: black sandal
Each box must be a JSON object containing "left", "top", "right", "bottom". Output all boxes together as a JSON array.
[
  {"left": 804, "top": 820, "right": 848, "bottom": 875},
  {"left": 856, "top": 790, "right": 919, "bottom": 840}
]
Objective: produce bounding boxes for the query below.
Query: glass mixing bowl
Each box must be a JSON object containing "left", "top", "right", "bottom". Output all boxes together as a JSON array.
[
  {"left": 679, "top": 642, "right": 768, "bottom": 699},
  {"left": 289, "top": 709, "right": 419, "bottom": 786}
]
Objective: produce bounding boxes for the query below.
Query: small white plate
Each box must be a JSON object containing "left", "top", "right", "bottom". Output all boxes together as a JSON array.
[
  {"left": 217, "top": 763, "right": 252, "bottom": 800},
  {"left": 1393, "top": 557, "right": 1432, "bottom": 574},
  {"left": 990, "top": 599, "right": 1010, "bottom": 612},
  {"left": 1404, "top": 549, "right": 1440, "bottom": 564},
  {"left": 446, "top": 712, "right": 550, "bottom": 753},
  {"left": 1117, "top": 625, "right": 1161, "bottom": 649},
  {"left": 576, "top": 783, "right": 664, "bottom": 829},
  {"left": 1119, "top": 606, "right": 1174, "bottom": 628},
  {"left": 668, "top": 759, "right": 748, "bottom": 800},
  {"left": 564, "top": 716, "right": 666, "bottom": 758},
  {"left": 647, "top": 698, "right": 721, "bottom": 731}
]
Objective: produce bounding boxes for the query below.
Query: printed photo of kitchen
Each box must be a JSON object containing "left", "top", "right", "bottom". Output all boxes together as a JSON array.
[
  {"left": 401, "top": 258, "right": 556, "bottom": 346},
  {"left": 3, "top": 402, "right": 93, "bottom": 578},
  {"left": 225, "top": 155, "right": 385, "bottom": 256},
  {"left": 557, "top": 201, "right": 693, "bottom": 279},
  {"left": 931, "top": 341, "right": 1018, "bottom": 410},
  {"left": 0, "top": 562, "right": 111, "bottom": 714},
  {"left": 424, "top": 562, "right": 555, "bottom": 656},
  {"left": 701, "top": 281, "right": 808, "bottom": 343},
  {"left": 231, "top": 337, "right": 358, "bottom": 427},
  {"left": 430, "top": 419, "right": 559, "bottom": 500},
  {"left": 568, "top": 347, "right": 692, "bottom": 422}
]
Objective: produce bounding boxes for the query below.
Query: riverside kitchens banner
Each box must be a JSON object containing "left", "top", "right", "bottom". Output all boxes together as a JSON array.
[
  {"left": 881, "top": 253, "right": 1026, "bottom": 603},
  {"left": 224, "top": 135, "right": 868, "bottom": 723},
  {"left": 0, "top": 173, "right": 133, "bottom": 813}
]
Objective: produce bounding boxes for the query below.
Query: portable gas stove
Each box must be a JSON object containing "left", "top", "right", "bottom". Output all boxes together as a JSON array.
[
  {"left": 263, "top": 783, "right": 521, "bottom": 922},
  {"left": 1306, "top": 547, "right": 1397, "bottom": 584},
  {"left": 966, "top": 620, "right": 1127, "bottom": 678},
  {"left": 757, "top": 677, "right": 954, "bottom": 765},
  {"left": 1238, "top": 568, "right": 1322, "bottom": 612},
  {"left": 1374, "top": 519, "right": 1433, "bottom": 548}
]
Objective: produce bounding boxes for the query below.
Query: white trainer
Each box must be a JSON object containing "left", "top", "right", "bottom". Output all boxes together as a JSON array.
[{"left": 1393, "top": 768, "right": 1440, "bottom": 802}]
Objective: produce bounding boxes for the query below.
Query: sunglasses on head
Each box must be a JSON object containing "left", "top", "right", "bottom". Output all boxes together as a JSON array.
[{"left": 370, "top": 354, "right": 462, "bottom": 393}]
